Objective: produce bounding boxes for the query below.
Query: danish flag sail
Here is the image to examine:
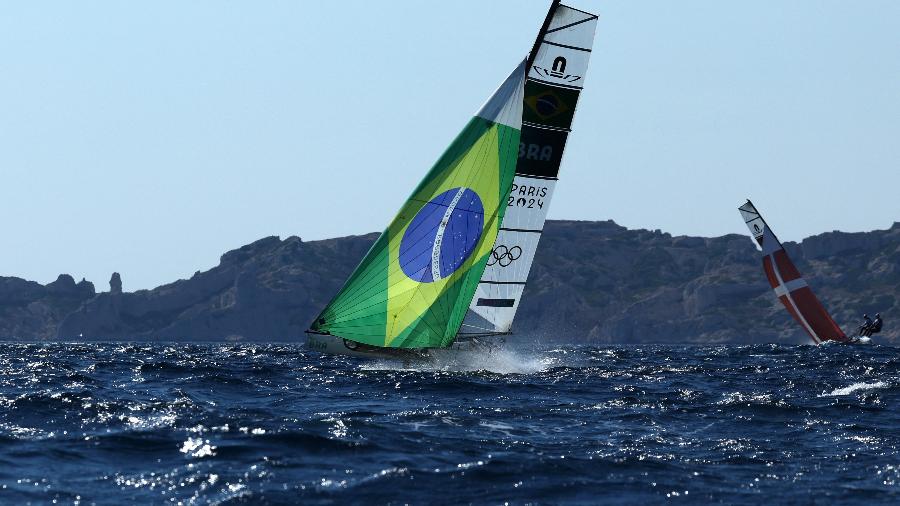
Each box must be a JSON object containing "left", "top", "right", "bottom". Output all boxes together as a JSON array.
[
  {"left": 468, "top": 1, "right": 598, "bottom": 333},
  {"left": 739, "top": 200, "right": 849, "bottom": 344}
]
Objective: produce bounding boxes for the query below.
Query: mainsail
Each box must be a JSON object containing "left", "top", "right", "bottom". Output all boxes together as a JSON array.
[
  {"left": 738, "top": 200, "right": 848, "bottom": 344},
  {"left": 468, "top": 2, "right": 598, "bottom": 333},
  {"left": 308, "top": 62, "right": 526, "bottom": 349}
]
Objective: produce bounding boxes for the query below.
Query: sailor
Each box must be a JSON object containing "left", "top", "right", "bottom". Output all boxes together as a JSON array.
[
  {"left": 866, "top": 313, "right": 883, "bottom": 337},
  {"left": 859, "top": 314, "right": 872, "bottom": 336}
]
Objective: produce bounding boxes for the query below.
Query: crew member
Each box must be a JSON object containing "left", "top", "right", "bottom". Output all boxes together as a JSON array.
[
  {"left": 859, "top": 314, "right": 872, "bottom": 336},
  {"left": 866, "top": 313, "right": 883, "bottom": 337}
]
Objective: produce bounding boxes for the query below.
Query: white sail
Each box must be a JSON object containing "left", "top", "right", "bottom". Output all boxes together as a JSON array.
[{"left": 467, "top": 4, "right": 598, "bottom": 333}]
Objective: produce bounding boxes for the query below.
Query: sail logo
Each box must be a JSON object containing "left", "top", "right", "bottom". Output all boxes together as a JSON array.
[
  {"left": 532, "top": 56, "right": 583, "bottom": 84},
  {"left": 519, "top": 142, "right": 553, "bottom": 162},
  {"left": 525, "top": 89, "right": 570, "bottom": 121},
  {"left": 399, "top": 187, "right": 484, "bottom": 283},
  {"left": 487, "top": 245, "right": 522, "bottom": 268}
]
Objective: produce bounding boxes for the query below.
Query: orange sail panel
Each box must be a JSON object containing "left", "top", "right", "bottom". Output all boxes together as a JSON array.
[{"left": 739, "top": 201, "right": 848, "bottom": 344}]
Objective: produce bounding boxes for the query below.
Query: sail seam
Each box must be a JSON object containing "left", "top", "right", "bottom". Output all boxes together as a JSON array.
[{"left": 540, "top": 40, "right": 592, "bottom": 52}]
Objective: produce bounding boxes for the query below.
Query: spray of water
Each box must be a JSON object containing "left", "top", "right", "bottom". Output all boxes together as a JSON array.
[
  {"left": 361, "top": 346, "right": 554, "bottom": 374},
  {"left": 822, "top": 381, "right": 888, "bottom": 397}
]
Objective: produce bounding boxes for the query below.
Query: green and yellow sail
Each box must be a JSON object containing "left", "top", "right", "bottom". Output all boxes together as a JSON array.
[{"left": 310, "top": 61, "right": 526, "bottom": 348}]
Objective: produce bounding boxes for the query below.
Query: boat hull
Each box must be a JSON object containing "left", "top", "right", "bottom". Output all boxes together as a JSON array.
[{"left": 305, "top": 332, "right": 506, "bottom": 360}]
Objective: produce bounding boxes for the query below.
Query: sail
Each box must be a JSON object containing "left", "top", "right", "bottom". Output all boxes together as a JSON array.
[
  {"left": 468, "top": 3, "right": 598, "bottom": 333},
  {"left": 309, "top": 62, "right": 526, "bottom": 349},
  {"left": 739, "top": 200, "right": 848, "bottom": 344}
]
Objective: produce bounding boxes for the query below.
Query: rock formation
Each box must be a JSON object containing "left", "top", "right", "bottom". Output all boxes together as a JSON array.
[
  {"left": 2, "top": 220, "right": 898, "bottom": 344},
  {"left": 109, "top": 272, "right": 122, "bottom": 294}
]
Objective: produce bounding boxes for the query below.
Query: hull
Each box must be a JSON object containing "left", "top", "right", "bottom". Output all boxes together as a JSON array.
[{"left": 306, "top": 332, "right": 506, "bottom": 361}]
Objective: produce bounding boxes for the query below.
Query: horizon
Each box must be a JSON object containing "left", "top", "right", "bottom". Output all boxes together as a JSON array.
[{"left": 2, "top": 0, "right": 898, "bottom": 290}]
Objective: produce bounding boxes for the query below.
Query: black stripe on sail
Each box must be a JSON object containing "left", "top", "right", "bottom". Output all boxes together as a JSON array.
[
  {"left": 541, "top": 40, "right": 592, "bottom": 53},
  {"left": 527, "top": 76, "right": 584, "bottom": 91},
  {"left": 546, "top": 18, "right": 594, "bottom": 34},
  {"left": 500, "top": 227, "right": 543, "bottom": 234},
  {"left": 476, "top": 298, "right": 516, "bottom": 307}
]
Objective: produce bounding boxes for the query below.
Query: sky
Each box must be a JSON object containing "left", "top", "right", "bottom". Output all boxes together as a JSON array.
[{"left": 1, "top": 1, "right": 898, "bottom": 291}]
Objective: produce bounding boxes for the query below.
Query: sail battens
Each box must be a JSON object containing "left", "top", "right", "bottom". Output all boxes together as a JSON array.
[
  {"left": 525, "top": 77, "right": 584, "bottom": 90},
  {"left": 522, "top": 121, "right": 571, "bottom": 132},
  {"left": 739, "top": 200, "right": 848, "bottom": 344},
  {"left": 468, "top": 3, "right": 597, "bottom": 334},
  {"left": 540, "top": 40, "right": 592, "bottom": 52},
  {"left": 514, "top": 174, "right": 560, "bottom": 181},
  {"left": 546, "top": 17, "right": 596, "bottom": 34},
  {"left": 500, "top": 227, "right": 543, "bottom": 234}
]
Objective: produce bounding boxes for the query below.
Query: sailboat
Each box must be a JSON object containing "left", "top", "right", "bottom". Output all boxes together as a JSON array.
[
  {"left": 738, "top": 200, "right": 850, "bottom": 344},
  {"left": 306, "top": 1, "right": 598, "bottom": 359}
]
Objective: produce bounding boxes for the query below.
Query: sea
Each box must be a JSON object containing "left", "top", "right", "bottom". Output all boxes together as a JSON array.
[{"left": 0, "top": 342, "right": 898, "bottom": 505}]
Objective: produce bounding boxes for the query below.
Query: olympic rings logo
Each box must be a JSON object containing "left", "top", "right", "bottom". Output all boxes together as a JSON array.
[{"left": 487, "top": 245, "right": 522, "bottom": 267}]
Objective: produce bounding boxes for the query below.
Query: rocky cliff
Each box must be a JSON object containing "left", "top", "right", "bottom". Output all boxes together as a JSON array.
[
  {"left": 0, "top": 275, "right": 95, "bottom": 339},
  {"left": 2, "top": 220, "right": 898, "bottom": 344}
]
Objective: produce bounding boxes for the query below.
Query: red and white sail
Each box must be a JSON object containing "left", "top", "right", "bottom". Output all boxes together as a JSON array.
[{"left": 738, "top": 200, "right": 848, "bottom": 344}]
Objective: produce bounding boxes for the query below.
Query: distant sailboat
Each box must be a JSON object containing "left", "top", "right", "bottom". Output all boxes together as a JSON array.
[
  {"left": 306, "top": 1, "right": 597, "bottom": 358},
  {"left": 738, "top": 200, "right": 850, "bottom": 344}
]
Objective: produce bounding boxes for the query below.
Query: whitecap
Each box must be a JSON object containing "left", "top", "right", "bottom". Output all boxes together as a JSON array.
[{"left": 822, "top": 381, "right": 888, "bottom": 397}]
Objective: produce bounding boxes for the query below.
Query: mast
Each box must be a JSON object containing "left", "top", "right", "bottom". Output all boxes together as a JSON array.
[{"left": 527, "top": 0, "right": 562, "bottom": 71}]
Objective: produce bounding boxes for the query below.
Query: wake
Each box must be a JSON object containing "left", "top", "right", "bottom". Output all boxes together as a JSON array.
[{"left": 361, "top": 347, "right": 554, "bottom": 375}]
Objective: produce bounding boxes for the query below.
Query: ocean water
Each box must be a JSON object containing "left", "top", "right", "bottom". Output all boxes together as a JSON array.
[{"left": 0, "top": 343, "right": 899, "bottom": 505}]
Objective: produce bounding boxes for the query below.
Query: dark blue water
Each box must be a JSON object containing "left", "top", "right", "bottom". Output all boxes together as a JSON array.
[{"left": 0, "top": 343, "right": 898, "bottom": 504}]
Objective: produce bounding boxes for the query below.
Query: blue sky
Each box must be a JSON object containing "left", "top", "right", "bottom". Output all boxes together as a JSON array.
[{"left": 1, "top": 1, "right": 898, "bottom": 290}]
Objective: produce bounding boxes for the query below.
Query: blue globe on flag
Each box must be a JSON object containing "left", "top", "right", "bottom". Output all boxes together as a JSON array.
[{"left": 399, "top": 187, "right": 484, "bottom": 283}]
